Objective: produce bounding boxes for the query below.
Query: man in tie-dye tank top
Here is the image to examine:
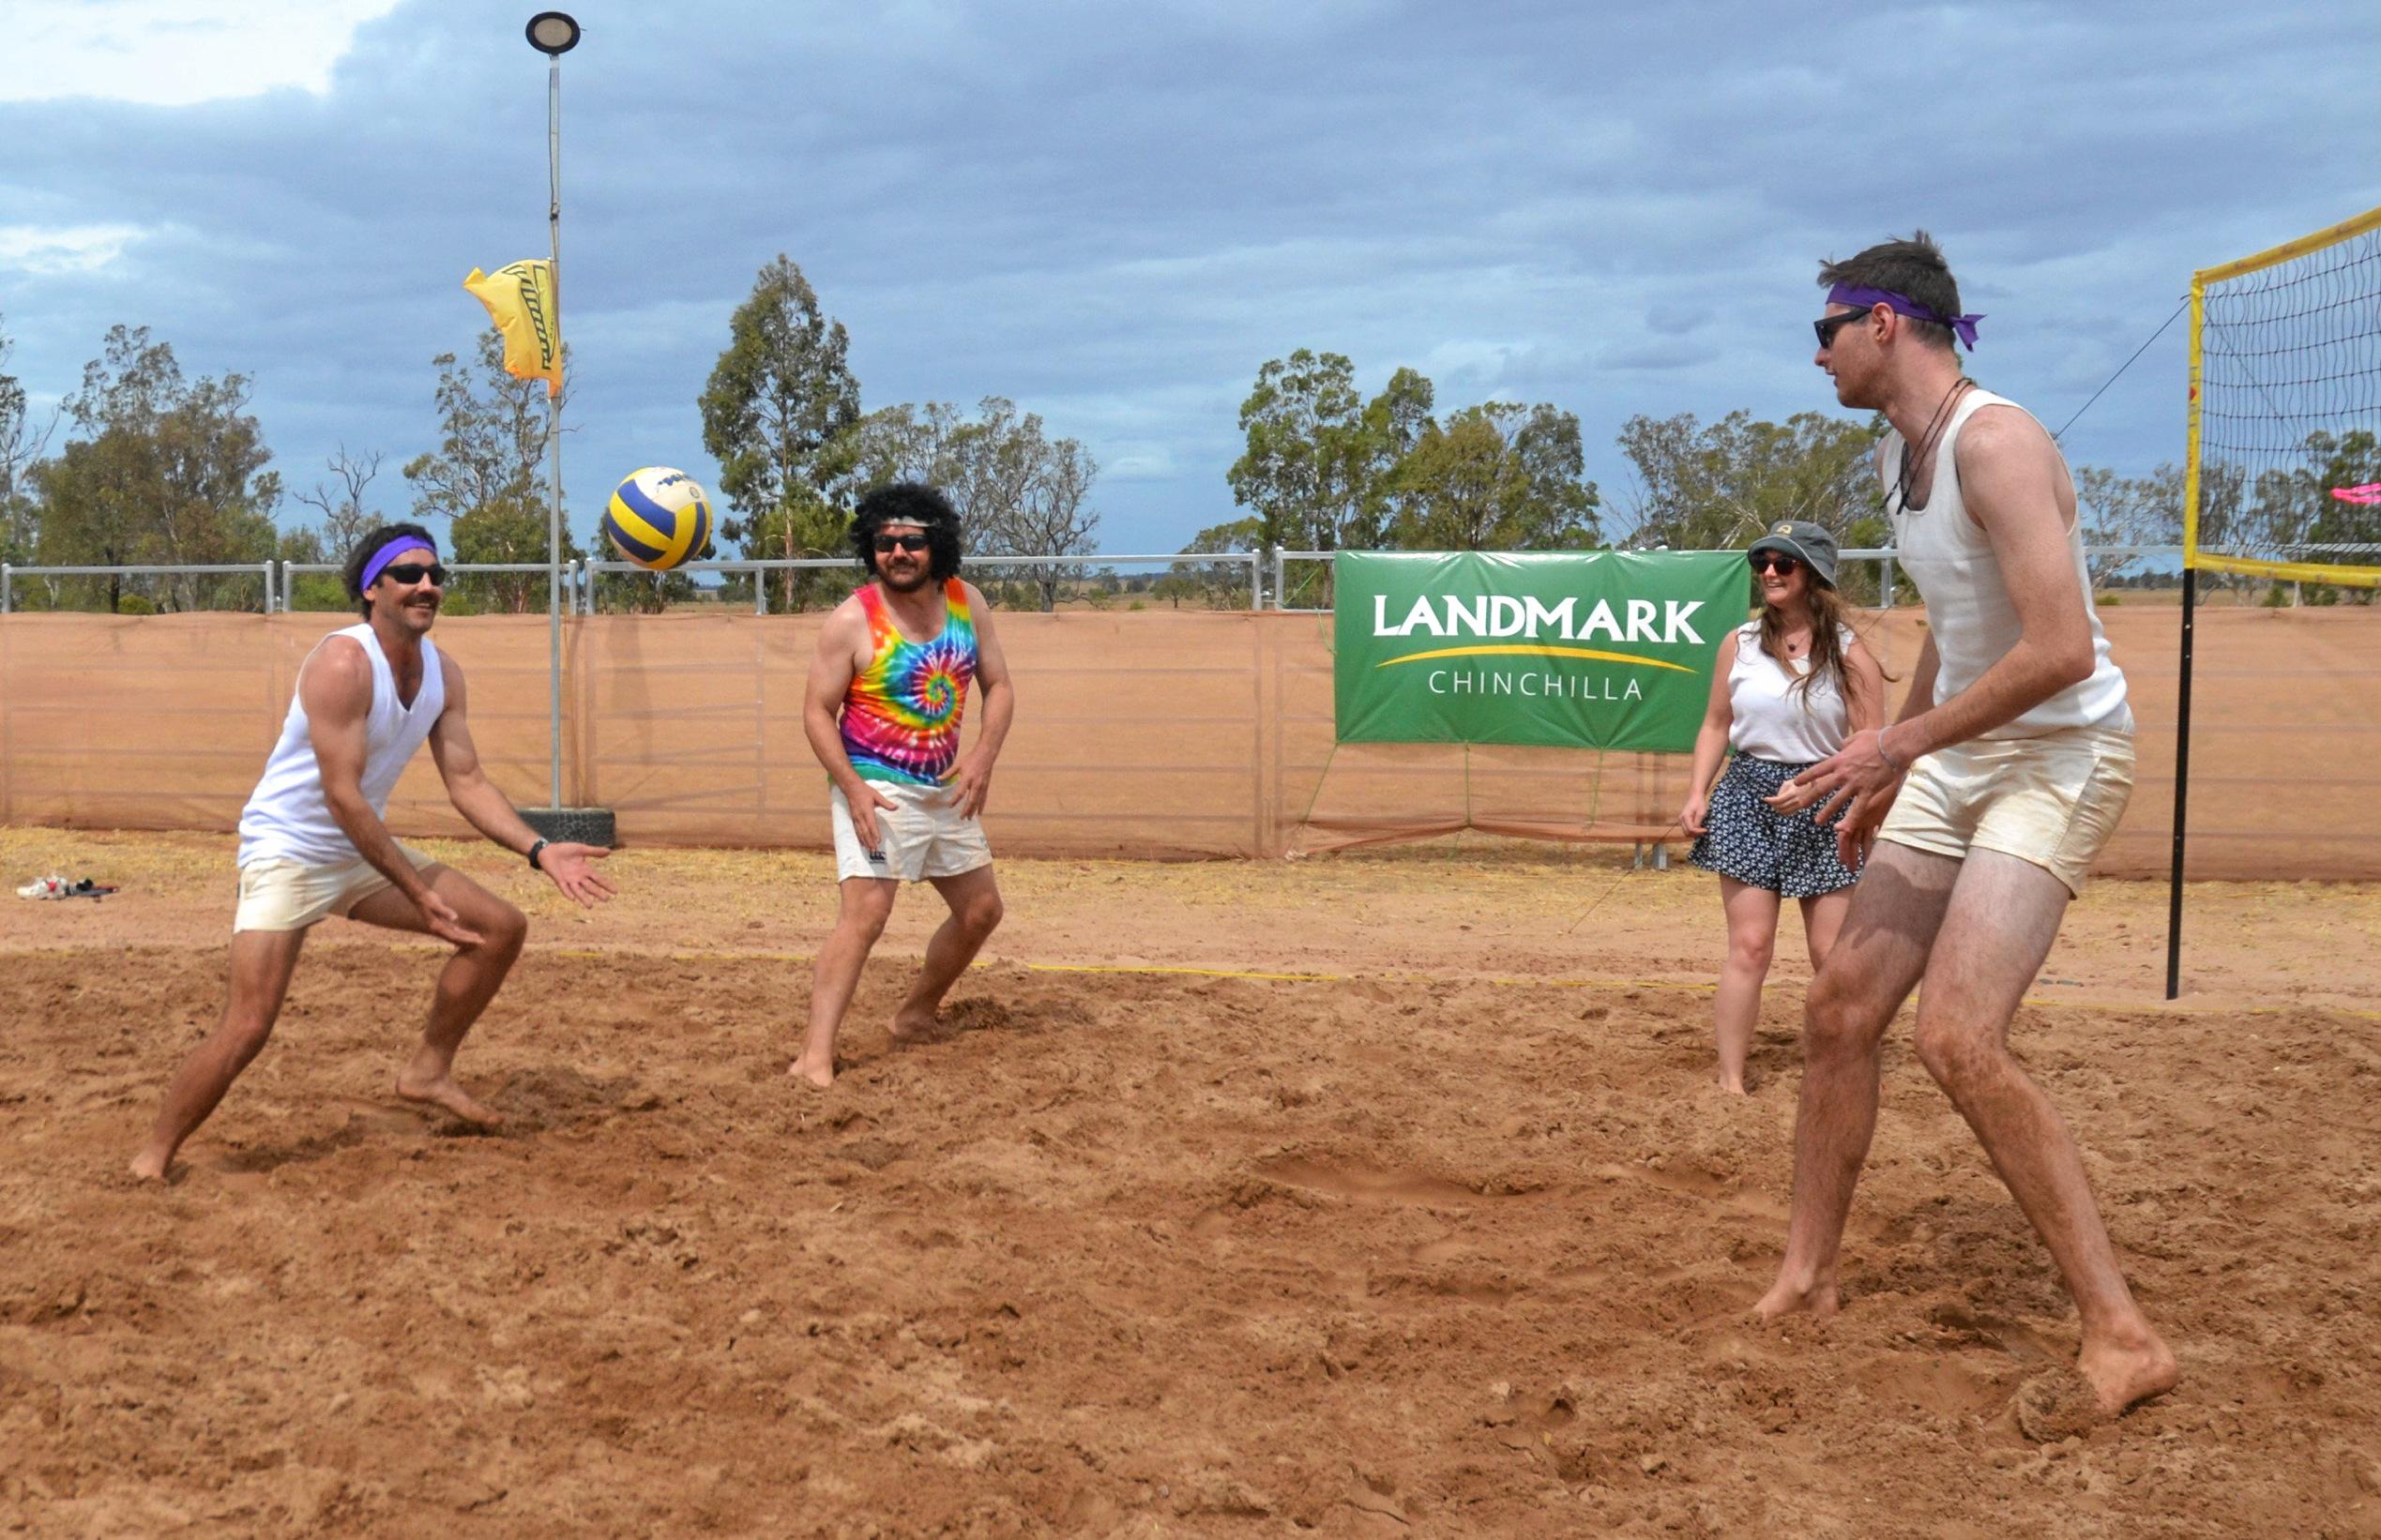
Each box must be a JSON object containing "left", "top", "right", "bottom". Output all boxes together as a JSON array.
[{"left": 794, "top": 483, "right": 1016, "bottom": 1089}]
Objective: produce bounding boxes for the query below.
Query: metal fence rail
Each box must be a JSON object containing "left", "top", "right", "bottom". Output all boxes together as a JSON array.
[
  {"left": 580, "top": 551, "right": 1264, "bottom": 614},
  {"left": 4, "top": 545, "right": 2222, "bottom": 616},
  {"left": 2, "top": 562, "right": 277, "bottom": 615},
  {"left": 963, "top": 551, "right": 1264, "bottom": 614},
  {"left": 585, "top": 556, "right": 837, "bottom": 614},
  {"left": 1271, "top": 546, "right": 2193, "bottom": 612},
  {"left": 279, "top": 561, "right": 569, "bottom": 615}
]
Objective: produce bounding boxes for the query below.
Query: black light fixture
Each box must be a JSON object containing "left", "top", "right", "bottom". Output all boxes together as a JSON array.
[{"left": 525, "top": 11, "right": 580, "bottom": 55}]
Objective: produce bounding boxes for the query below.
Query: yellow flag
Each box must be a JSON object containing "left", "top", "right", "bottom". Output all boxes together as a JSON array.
[{"left": 462, "top": 261, "right": 562, "bottom": 399}]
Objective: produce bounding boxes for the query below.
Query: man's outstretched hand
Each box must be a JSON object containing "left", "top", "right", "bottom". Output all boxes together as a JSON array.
[{"left": 540, "top": 843, "right": 616, "bottom": 908}]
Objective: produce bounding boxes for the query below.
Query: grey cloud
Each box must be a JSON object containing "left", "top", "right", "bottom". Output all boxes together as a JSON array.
[
  {"left": 1600, "top": 340, "right": 1722, "bottom": 373},
  {"left": 0, "top": 0, "right": 2372, "bottom": 551}
]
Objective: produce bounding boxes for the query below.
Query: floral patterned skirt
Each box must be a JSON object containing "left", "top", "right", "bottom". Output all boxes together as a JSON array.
[{"left": 1689, "top": 754, "right": 1861, "bottom": 898}]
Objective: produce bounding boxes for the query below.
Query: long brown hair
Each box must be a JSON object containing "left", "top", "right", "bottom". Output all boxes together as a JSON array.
[{"left": 1757, "top": 580, "right": 1871, "bottom": 717}]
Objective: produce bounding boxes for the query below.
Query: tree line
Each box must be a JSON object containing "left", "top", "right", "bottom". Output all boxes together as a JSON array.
[
  {"left": 1196, "top": 350, "right": 2240, "bottom": 607},
  {"left": 0, "top": 259, "right": 1103, "bottom": 614},
  {"left": 8, "top": 277, "right": 2356, "bottom": 615}
]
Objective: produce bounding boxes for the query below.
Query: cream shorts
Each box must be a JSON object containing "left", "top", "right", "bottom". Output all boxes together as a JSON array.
[
  {"left": 830, "top": 779, "right": 993, "bottom": 884},
  {"left": 234, "top": 845, "right": 439, "bottom": 932},
  {"left": 1878, "top": 723, "right": 2135, "bottom": 897}
]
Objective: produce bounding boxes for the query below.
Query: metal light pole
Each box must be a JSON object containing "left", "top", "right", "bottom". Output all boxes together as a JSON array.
[{"left": 527, "top": 11, "right": 578, "bottom": 811}]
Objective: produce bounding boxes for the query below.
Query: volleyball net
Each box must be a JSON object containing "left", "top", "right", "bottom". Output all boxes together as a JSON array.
[{"left": 2187, "top": 205, "right": 2381, "bottom": 590}]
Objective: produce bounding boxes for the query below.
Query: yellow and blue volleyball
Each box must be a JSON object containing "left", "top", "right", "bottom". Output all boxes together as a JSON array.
[{"left": 603, "top": 466, "right": 714, "bottom": 571}]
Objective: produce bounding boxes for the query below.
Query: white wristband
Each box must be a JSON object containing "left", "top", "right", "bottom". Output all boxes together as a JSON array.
[{"left": 1877, "top": 725, "right": 1907, "bottom": 774}]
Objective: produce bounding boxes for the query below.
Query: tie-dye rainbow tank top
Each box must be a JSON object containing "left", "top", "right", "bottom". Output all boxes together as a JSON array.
[{"left": 839, "top": 580, "right": 978, "bottom": 785}]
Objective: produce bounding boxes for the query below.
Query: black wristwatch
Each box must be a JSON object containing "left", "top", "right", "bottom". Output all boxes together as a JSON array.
[{"left": 526, "top": 838, "right": 550, "bottom": 871}]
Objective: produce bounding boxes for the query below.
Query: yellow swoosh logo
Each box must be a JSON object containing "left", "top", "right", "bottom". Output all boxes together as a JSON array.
[{"left": 1376, "top": 643, "right": 1692, "bottom": 673}]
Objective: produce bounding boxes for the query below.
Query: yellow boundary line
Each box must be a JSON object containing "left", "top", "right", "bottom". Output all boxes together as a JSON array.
[
  {"left": 1023, "top": 962, "right": 2378, "bottom": 1018},
  {"left": 19, "top": 939, "right": 2374, "bottom": 1021},
  {"left": 1024, "top": 960, "right": 1348, "bottom": 983},
  {"left": 530, "top": 945, "right": 2381, "bottom": 1020}
]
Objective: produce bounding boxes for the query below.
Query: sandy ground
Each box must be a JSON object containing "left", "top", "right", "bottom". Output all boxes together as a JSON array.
[{"left": 4, "top": 831, "right": 2380, "bottom": 1536}]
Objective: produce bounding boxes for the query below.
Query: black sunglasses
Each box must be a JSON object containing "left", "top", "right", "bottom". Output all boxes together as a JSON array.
[
  {"left": 1813, "top": 308, "right": 1871, "bottom": 349},
  {"left": 1750, "top": 552, "right": 1800, "bottom": 576},
  {"left": 873, "top": 533, "right": 929, "bottom": 553},
  {"left": 382, "top": 562, "right": 448, "bottom": 587}
]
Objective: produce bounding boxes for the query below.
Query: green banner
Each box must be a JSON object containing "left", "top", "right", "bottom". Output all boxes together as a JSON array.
[{"left": 1332, "top": 551, "right": 1747, "bottom": 751}]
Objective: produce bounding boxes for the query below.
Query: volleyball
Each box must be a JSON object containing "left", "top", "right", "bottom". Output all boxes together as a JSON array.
[{"left": 603, "top": 466, "right": 714, "bottom": 571}]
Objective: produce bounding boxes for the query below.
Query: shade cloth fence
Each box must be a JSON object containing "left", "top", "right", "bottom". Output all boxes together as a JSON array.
[{"left": 1, "top": 606, "right": 2370, "bottom": 879}]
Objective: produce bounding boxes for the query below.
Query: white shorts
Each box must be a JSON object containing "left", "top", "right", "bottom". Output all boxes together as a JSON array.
[
  {"left": 234, "top": 845, "right": 439, "bottom": 932},
  {"left": 830, "top": 780, "right": 993, "bottom": 884},
  {"left": 1878, "top": 724, "right": 2135, "bottom": 898}
]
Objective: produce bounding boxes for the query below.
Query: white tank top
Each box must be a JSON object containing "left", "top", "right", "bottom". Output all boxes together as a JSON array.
[
  {"left": 1882, "top": 388, "right": 2131, "bottom": 738},
  {"left": 1727, "top": 621, "right": 1855, "bottom": 763},
  {"left": 237, "top": 623, "right": 446, "bottom": 868}
]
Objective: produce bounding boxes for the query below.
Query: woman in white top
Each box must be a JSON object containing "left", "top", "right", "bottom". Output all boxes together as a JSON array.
[{"left": 1680, "top": 521, "right": 1886, "bottom": 1095}]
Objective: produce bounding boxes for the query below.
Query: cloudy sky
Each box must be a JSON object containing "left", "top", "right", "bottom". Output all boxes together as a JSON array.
[{"left": 4, "top": 0, "right": 2373, "bottom": 553}]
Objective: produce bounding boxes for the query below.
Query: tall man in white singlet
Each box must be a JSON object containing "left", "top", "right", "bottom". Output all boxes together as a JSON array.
[
  {"left": 130, "top": 524, "right": 615, "bottom": 1182},
  {"left": 1755, "top": 234, "right": 2178, "bottom": 1415},
  {"left": 793, "top": 483, "right": 1015, "bottom": 1089}
]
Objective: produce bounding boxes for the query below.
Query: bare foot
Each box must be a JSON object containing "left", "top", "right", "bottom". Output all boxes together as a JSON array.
[
  {"left": 888, "top": 1004, "right": 940, "bottom": 1043},
  {"left": 1717, "top": 1076, "right": 1749, "bottom": 1096},
  {"left": 788, "top": 1054, "right": 836, "bottom": 1090},
  {"left": 394, "top": 1072, "right": 502, "bottom": 1126},
  {"left": 2079, "top": 1331, "right": 2179, "bottom": 1415},
  {"left": 129, "top": 1148, "right": 174, "bottom": 1183},
  {"left": 1752, "top": 1275, "right": 1839, "bottom": 1321}
]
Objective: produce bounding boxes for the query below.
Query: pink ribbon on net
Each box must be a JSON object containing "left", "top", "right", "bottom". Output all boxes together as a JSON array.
[{"left": 2328, "top": 483, "right": 2381, "bottom": 505}]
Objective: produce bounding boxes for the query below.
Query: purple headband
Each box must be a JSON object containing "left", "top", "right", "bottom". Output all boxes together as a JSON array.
[
  {"left": 1827, "top": 283, "right": 1984, "bottom": 351},
  {"left": 359, "top": 536, "right": 436, "bottom": 593}
]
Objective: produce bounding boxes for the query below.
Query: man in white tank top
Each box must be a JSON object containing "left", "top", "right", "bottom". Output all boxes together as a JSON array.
[
  {"left": 1752, "top": 234, "right": 2178, "bottom": 1417},
  {"left": 130, "top": 525, "right": 616, "bottom": 1182}
]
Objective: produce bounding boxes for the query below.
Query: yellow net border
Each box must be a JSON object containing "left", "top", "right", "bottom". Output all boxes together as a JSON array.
[{"left": 2184, "top": 204, "right": 2381, "bottom": 588}]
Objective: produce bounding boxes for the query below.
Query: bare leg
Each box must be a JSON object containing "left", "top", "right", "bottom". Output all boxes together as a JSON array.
[
  {"left": 130, "top": 927, "right": 310, "bottom": 1180},
  {"left": 1713, "top": 878, "right": 1782, "bottom": 1095},
  {"left": 1908, "top": 851, "right": 2177, "bottom": 1413},
  {"left": 347, "top": 867, "right": 527, "bottom": 1125},
  {"left": 892, "top": 866, "right": 1005, "bottom": 1040},
  {"left": 793, "top": 877, "right": 899, "bottom": 1088},
  {"left": 1797, "top": 886, "right": 1853, "bottom": 971},
  {"left": 1755, "top": 841, "right": 1958, "bottom": 1317}
]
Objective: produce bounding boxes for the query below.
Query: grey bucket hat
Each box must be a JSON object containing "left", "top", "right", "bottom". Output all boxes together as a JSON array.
[{"left": 1746, "top": 520, "right": 1839, "bottom": 588}]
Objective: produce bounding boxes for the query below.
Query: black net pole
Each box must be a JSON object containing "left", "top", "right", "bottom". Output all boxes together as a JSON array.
[{"left": 2163, "top": 566, "right": 2196, "bottom": 1000}]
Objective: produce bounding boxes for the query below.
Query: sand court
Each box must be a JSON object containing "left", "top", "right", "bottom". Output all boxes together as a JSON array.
[{"left": 3, "top": 833, "right": 2377, "bottom": 1534}]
